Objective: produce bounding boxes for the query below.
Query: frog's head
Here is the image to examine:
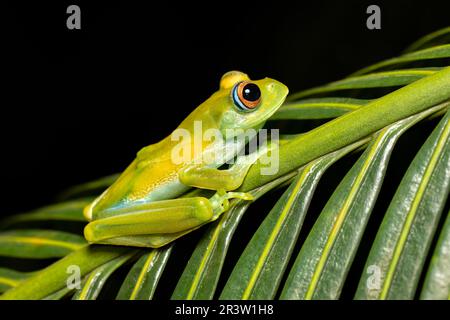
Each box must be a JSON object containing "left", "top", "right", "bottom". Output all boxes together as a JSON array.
[{"left": 211, "top": 71, "right": 288, "bottom": 136}]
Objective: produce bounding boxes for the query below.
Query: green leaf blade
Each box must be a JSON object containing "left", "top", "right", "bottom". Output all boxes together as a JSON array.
[
  {"left": 420, "top": 209, "right": 450, "bottom": 300},
  {"left": 0, "top": 268, "right": 33, "bottom": 293},
  {"left": 171, "top": 173, "right": 296, "bottom": 300},
  {"left": 0, "top": 245, "right": 131, "bottom": 299},
  {"left": 288, "top": 69, "right": 437, "bottom": 101},
  {"left": 58, "top": 173, "right": 119, "bottom": 200},
  {"left": 0, "top": 230, "right": 86, "bottom": 259},
  {"left": 355, "top": 109, "right": 450, "bottom": 300},
  {"left": 42, "top": 286, "right": 74, "bottom": 300},
  {"left": 219, "top": 140, "right": 364, "bottom": 300},
  {"left": 242, "top": 67, "right": 450, "bottom": 192},
  {"left": 280, "top": 106, "right": 440, "bottom": 300},
  {"left": 72, "top": 252, "right": 135, "bottom": 300},
  {"left": 271, "top": 98, "right": 370, "bottom": 120},
  {"left": 0, "top": 198, "right": 91, "bottom": 229},
  {"left": 171, "top": 202, "right": 251, "bottom": 300},
  {"left": 405, "top": 26, "right": 450, "bottom": 53},
  {"left": 117, "top": 246, "right": 172, "bottom": 300},
  {"left": 351, "top": 45, "right": 450, "bottom": 76}
]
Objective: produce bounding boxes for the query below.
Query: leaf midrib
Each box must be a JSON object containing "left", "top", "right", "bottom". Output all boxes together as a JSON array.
[
  {"left": 0, "top": 235, "right": 83, "bottom": 250},
  {"left": 129, "top": 251, "right": 158, "bottom": 300}
]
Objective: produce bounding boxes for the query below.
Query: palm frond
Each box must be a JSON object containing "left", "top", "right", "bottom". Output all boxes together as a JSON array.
[{"left": 1, "top": 27, "right": 450, "bottom": 300}]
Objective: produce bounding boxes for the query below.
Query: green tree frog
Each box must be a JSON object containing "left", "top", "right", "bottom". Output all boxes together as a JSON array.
[{"left": 83, "top": 71, "right": 288, "bottom": 247}]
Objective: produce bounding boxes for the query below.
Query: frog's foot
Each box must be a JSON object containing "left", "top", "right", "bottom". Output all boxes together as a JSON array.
[{"left": 209, "top": 189, "right": 254, "bottom": 219}]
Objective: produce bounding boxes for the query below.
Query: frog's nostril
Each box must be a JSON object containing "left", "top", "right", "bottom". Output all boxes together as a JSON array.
[{"left": 271, "top": 81, "right": 289, "bottom": 96}]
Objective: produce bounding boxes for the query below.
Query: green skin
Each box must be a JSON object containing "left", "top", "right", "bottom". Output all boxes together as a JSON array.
[{"left": 83, "top": 71, "right": 289, "bottom": 248}]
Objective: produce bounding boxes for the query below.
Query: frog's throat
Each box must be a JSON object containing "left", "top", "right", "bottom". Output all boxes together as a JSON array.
[
  {"left": 241, "top": 98, "right": 286, "bottom": 131},
  {"left": 209, "top": 190, "right": 254, "bottom": 219}
]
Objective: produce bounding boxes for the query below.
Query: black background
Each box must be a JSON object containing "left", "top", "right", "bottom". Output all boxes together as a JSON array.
[{"left": 2, "top": 0, "right": 450, "bottom": 217}]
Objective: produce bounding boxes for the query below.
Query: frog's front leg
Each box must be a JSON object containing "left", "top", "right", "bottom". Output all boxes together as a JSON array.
[{"left": 179, "top": 144, "right": 269, "bottom": 191}]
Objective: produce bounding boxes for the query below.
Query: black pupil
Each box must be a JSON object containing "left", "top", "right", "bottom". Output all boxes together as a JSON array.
[{"left": 242, "top": 83, "right": 261, "bottom": 102}]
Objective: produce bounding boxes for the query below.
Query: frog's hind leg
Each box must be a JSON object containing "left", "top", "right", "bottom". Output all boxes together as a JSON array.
[
  {"left": 84, "top": 192, "right": 253, "bottom": 247},
  {"left": 84, "top": 197, "right": 214, "bottom": 245}
]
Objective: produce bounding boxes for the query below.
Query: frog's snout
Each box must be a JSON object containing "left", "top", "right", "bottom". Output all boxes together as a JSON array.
[
  {"left": 259, "top": 77, "right": 289, "bottom": 102},
  {"left": 266, "top": 79, "right": 289, "bottom": 98}
]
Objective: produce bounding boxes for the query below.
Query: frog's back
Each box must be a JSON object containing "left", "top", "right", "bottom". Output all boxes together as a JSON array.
[
  {"left": 88, "top": 115, "right": 221, "bottom": 219},
  {"left": 85, "top": 94, "right": 224, "bottom": 219},
  {"left": 88, "top": 137, "right": 188, "bottom": 217}
]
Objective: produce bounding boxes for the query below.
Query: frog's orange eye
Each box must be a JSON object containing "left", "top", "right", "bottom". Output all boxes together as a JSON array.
[{"left": 232, "top": 81, "right": 261, "bottom": 111}]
